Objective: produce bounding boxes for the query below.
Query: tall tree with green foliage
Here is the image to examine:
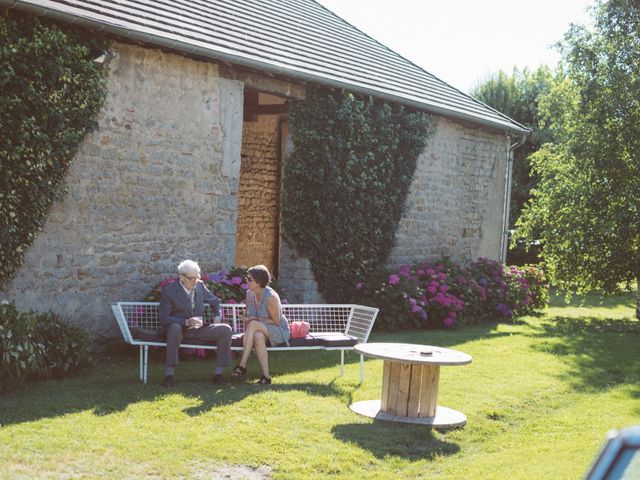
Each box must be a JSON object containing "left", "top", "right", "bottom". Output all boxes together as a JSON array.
[
  {"left": 471, "top": 67, "right": 555, "bottom": 229},
  {"left": 516, "top": 0, "right": 640, "bottom": 318}
]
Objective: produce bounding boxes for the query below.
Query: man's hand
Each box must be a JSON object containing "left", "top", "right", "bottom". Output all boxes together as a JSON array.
[{"left": 187, "top": 316, "right": 203, "bottom": 329}]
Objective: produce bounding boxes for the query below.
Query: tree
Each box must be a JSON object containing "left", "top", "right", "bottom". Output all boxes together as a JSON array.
[
  {"left": 471, "top": 67, "right": 555, "bottom": 229},
  {"left": 516, "top": 0, "right": 640, "bottom": 318}
]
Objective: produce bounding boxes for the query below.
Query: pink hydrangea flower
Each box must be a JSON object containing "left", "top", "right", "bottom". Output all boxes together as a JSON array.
[
  {"left": 389, "top": 274, "right": 400, "bottom": 285},
  {"left": 443, "top": 317, "right": 456, "bottom": 328}
]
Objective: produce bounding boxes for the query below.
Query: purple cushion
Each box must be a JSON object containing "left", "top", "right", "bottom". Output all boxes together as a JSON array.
[
  {"left": 286, "top": 334, "right": 318, "bottom": 347},
  {"left": 130, "top": 327, "right": 164, "bottom": 342}
]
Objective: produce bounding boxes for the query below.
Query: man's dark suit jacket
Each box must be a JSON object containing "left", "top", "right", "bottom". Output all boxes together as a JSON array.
[{"left": 158, "top": 280, "right": 221, "bottom": 330}]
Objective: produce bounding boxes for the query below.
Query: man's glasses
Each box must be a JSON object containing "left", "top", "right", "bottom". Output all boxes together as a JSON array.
[{"left": 181, "top": 273, "right": 199, "bottom": 282}]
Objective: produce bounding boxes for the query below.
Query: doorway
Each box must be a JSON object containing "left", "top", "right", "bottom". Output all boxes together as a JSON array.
[{"left": 235, "top": 89, "right": 289, "bottom": 275}]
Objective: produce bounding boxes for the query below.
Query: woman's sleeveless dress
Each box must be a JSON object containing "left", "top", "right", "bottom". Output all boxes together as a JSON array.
[{"left": 246, "top": 287, "right": 290, "bottom": 346}]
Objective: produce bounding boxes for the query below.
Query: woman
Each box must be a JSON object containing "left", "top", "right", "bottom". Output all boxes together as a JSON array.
[{"left": 232, "top": 265, "right": 290, "bottom": 384}]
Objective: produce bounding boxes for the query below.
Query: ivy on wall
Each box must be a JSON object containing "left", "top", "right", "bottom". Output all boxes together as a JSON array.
[
  {"left": 282, "top": 86, "right": 432, "bottom": 302},
  {"left": 0, "top": 11, "right": 107, "bottom": 283}
]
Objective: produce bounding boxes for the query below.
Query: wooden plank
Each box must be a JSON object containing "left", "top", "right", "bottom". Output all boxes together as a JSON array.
[
  {"left": 406, "top": 364, "right": 423, "bottom": 417},
  {"left": 419, "top": 365, "right": 440, "bottom": 417},
  {"left": 396, "top": 362, "right": 412, "bottom": 417},
  {"left": 386, "top": 361, "right": 402, "bottom": 415},
  {"left": 380, "top": 360, "right": 391, "bottom": 411}
]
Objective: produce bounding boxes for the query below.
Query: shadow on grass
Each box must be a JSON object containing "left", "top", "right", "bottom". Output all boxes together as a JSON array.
[
  {"left": 0, "top": 347, "right": 361, "bottom": 426},
  {"left": 0, "top": 375, "right": 352, "bottom": 427},
  {"left": 182, "top": 380, "right": 350, "bottom": 417},
  {"left": 530, "top": 315, "right": 640, "bottom": 396},
  {"left": 331, "top": 422, "right": 460, "bottom": 460},
  {"left": 549, "top": 290, "right": 637, "bottom": 311}
]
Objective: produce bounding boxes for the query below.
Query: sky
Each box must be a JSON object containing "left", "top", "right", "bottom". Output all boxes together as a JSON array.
[{"left": 315, "top": 0, "right": 594, "bottom": 93}]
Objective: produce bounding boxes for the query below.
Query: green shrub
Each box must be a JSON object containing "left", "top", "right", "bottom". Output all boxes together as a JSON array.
[
  {"left": 0, "top": 301, "right": 91, "bottom": 393},
  {"left": 282, "top": 86, "right": 432, "bottom": 302},
  {"left": 33, "top": 311, "right": 91, "bottom": 378},
  {"left": 0, "top": 11, "right": 107, "bottom": 283}
]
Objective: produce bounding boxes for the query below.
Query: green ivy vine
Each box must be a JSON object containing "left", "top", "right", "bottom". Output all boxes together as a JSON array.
[
  {"left": 0, "top": 10, "right": 108, "bottom": 283},
  {"left": 282, "top": 86, "right": 433, "bottom": 302}
]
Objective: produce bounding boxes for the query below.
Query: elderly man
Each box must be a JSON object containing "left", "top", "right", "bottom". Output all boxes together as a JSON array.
[{"left": 159, "top": 259, "right": 232, "bottom": 387}]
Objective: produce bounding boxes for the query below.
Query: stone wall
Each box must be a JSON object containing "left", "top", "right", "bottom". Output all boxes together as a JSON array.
[
  {"left": 389, "top": 117, "right": 509, "bottom": 267},
  {"left": 0, "top": 42, "right": 244, "bottom": 339}
]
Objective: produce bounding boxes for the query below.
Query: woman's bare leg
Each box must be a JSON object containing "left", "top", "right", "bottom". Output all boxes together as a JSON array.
[
  {"left": 239, "top": 321, "right": 270, "bottom": 367},
  {"left": 253, "top": 332, "right": 270, "bottom": 378}
]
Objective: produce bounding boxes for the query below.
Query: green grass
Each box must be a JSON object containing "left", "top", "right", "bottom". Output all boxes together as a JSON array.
[{"left": 1, "top": 292, "right": 639, "bottom": 479}]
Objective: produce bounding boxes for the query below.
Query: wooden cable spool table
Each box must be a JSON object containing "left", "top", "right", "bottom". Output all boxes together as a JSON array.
[{"left": 350, "top": 343, "right": 472, "bottom": 428}]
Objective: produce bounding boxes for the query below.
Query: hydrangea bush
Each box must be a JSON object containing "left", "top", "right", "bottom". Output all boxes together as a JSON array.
[{"left": 354, "top": 257, "right": 548, "bottom": 330}]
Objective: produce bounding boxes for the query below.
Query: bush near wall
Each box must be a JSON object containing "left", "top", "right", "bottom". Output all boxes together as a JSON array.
[
  {"left": 0, "top": 11, "right": 107, "bottom": 283},
  {"left": 354, "top": 257, "right": 548, "bottom": 330},
  {"left": 0, "top": 301, "right": 91, "bottom": 393},
  {"left": 282, "top": 86, "right": 432, "bottom": 303}
]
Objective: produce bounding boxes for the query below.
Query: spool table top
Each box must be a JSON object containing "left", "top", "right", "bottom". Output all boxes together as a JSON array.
[{"left": 355, "top": 342, "right": 472, "bottom": 366}]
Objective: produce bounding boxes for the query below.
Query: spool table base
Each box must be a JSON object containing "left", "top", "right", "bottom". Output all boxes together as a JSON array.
[{"left": 350, "top": 399, "right": 467, "bottom": 428}]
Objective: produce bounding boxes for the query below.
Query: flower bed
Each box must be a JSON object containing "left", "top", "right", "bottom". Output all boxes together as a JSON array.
[{"left": 354, "top": 257, "right": 548, "bottom": 330}]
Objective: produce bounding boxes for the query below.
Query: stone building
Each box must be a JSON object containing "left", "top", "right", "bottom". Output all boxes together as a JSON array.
[{"left": 0, "top": 0, "right": 529, "bottom": 339}]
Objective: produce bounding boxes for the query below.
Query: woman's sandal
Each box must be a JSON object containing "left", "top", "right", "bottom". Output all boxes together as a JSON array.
[
  {"left": 256, "top": 375, "right": 272, "bottom": 385},
  {"left": 231, "top": 364, "right": 247, "bottom": 377}
]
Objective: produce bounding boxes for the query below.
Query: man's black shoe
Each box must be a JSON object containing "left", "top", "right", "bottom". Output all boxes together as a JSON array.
[
  {"left": 212, "top": 374, "right": 227, "bottom": 385},
  {"left": 162, "top": 375, "right": 174, "bottom": 388}
]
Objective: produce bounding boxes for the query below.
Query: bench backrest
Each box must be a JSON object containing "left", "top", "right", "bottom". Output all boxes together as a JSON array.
[{"left": 112, "top": 302, "right": 378, "bottom": 345}]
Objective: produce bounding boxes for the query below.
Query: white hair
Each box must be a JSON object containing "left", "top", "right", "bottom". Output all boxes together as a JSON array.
[{"left": 177, "top": 259, "right": 201, "bottom": 275}]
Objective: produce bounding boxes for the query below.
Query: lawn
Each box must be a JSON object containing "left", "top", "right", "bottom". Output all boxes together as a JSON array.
[{"left": 1, "top": 292, "right": 639, "bottom": 479}]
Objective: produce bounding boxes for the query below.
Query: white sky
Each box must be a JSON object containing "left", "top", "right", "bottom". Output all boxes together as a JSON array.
[{"left": 315, "top": 0, "right": 594, "bottom": 93}]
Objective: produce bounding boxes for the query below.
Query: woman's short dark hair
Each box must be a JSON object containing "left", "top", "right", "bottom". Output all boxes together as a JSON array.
[{"left": 248, "top": 265, "right": 270, "bottom": 288}]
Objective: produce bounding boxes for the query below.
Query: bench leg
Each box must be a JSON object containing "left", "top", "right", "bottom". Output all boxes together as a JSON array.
[
  {"left": 360, "top": 354, "right": 364, "bottom": 384},
  {"left": 139, "top": 345, "right": 144, "bottom": 382},
  {"left": 143, "top": 345, "right": 149, "bottom": 384},
  {"left": 340, "top": 350, "right": 345, "bottom": 376}
]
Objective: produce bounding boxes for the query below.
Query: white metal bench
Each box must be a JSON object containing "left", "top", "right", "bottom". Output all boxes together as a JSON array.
[{"left": 111, "top": 302, "right": 379, "bottom": 384}]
